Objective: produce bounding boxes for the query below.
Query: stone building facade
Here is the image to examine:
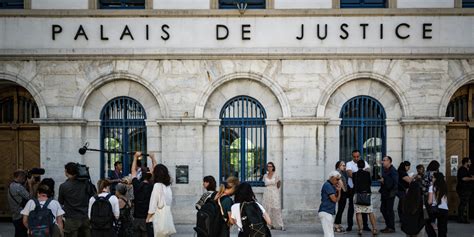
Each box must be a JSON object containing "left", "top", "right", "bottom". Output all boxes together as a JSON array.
[{"left": 0, "top": 0, "right": 473, "bottom": 223}]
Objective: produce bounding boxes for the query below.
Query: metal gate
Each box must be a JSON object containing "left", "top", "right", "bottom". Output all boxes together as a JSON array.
[
  {"left": 340, "top": 95, "right": 386, "bottom": 182},
  {"left": 100, "top": 96, "right": 147, "bottom": 178},
  {"left": 219, "top": 95, "right": 266, "bottom": 186}
]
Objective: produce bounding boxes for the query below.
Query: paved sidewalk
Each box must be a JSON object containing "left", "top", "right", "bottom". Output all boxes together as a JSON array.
[{"left": 2, "top": 221, "right": 473, "bottom": 237}]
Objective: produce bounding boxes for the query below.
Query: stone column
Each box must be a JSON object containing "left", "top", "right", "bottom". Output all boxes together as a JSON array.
[
  {"left": 157, "top": 118, "right": 207, "bottom": 224},
  {"left": 400, "top": 117, "right": 453, "bottom": 173},
  {"left": 278, "top": 117, "right": 329, "bottom": 224},
  {"left": 33, "top": 118, "right": 87, "bottom": 197}
]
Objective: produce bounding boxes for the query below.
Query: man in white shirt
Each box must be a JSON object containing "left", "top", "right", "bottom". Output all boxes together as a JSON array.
[{"left": 345, "top": 150, "right": 371, "bottom": 232}]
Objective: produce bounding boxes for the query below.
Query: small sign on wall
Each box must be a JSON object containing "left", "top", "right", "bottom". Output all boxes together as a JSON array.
[
  {"left": 451, "top": 155, "right": 458, "bottom": 176},
  {"left": 176, "top": 165, "right": 189, "bottom": 184}
]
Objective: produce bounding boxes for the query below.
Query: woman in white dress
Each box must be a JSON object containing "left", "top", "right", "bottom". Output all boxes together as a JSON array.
[
  {"left": 146, "top": 164, "right": 176, "bottom": 237},
  {"left": 262, "top": 162, "right": 285, "bottom": 230}
]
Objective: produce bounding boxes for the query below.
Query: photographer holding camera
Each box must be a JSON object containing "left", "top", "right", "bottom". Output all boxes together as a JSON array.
[
  {"left": 8, "top": 169, "right": 34, "bottom": 237},
  {"left": 59, "top": 162, "right": 95, "bottom": 237}
]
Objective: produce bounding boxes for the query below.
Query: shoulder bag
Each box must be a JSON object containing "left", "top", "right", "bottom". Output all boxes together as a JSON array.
[
  {"left": 152, "top": 184, "right": 177, "bottom": 236},
  {"left": 355, "top": 172, "right": 371, "bottom": 206}
]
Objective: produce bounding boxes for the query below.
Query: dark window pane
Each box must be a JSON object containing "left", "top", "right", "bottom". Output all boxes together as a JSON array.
[
  {"left": 464, "top": 0, "right": 474, "bottom": 7},
  {"left": 219, "top": 0, "right": 266, "bottom": 9},
  {"left": 99, "top": 0, "right": 145, "bottom": 9},
  {"left": 340, "top": 0, "right": 387, "bottom": 8},
  {"left": 0, "top": 0, "right": 24, "bottom": 9}
]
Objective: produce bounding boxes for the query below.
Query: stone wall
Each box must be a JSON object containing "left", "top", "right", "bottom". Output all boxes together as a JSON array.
[{"left": 1, "top": 59, "right": 473, "bottom": 223}]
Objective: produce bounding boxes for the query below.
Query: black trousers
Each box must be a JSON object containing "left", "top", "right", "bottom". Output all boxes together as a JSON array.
[
  {"left": 457, "top": 189, "right": 472, "bottom": 222},
  {"left": 335, "top": 191, "right": 347, "bottom": 225},
  {"left": 12, "top": 218, "right": 27, "bottom": 237},
  {"left": 398, "top": 195, "right": 405, "bottom": 222},
  {"left": 347, "top": 189, "right": 369, "bottom": 228},
  {"left": 425, "top": 209, "right": 448, "bottom": 237},
  {"left": 380, "top": 197, "right": 396, "bottom": 230}
]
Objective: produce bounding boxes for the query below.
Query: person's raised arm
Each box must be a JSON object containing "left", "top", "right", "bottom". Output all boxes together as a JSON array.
[
  {"left": 131, "top": 152, "right": 141, "bottom": 178},
  {"left": 150, "top": 153, "right": 157, "bottom": 170}
]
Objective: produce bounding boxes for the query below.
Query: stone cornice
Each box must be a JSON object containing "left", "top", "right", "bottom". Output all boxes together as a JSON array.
[
  {"left": 33, "top": 118, "right": 87, "bottom": 126},
  {"left": 0, "top": 8, "right": 473, "bottom": 17},
  {"left": 156, "top": 118, "right": 208, "bottom": 126},
  {"left": 278, "top": 117, "right": 330, "bottom": 125},
  {"left": 399, "top": 117, "right": 454, "bottom": 125}
]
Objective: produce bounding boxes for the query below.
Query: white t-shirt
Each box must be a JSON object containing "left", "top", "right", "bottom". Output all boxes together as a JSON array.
[
  {"left": 148, "top": 183, "right": 173, "bottom": 214},
  {"left": 88, "top": 192, "right": 120, "bottom": 219},
  {"left": 346, "top": 160, "right": 370, "bottom": 188},
  {"left": 429, "top": 185, "right": 448, "bottom": 210},
  {"left": 231, "top": 202, "right": 266, "bottom": 230},
  {"left": 21, "top": 199, "right": 65, "bottom": 224}
]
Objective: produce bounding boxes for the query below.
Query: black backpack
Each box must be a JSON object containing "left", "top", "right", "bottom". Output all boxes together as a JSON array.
[
  {"left": 194, "top": 192, "right": 225, "bottom": 237},
  {"left": 28, "top": 198, "right": 55, "bottom": 237},
  {"left": 90, "top": 193, "right": 115, "bottom": 230},
  {"left": 117, "top": 197, "right": 133, "bottom": 237},
  {"left": 240, "top": 201, "right": 272, "bottom": 237}
]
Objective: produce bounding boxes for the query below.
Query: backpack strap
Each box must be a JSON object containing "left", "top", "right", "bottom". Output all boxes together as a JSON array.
[
  {"left": 93, "top": 195, "right": 100, "bottom": 201},
  {"left": 33, "top": 198, "right": 41, "bottom": 210},
  {"left": 217, "top": 196, "right": 228, "bottom": 223},
  {"left": 105, "top": 193, "right": 113, "bottom": 201},
  {"left": 42, "top": 198, "right": 53, "bottom": 209}
]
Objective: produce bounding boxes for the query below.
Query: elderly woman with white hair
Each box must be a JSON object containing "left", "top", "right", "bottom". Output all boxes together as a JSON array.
[{"left": 318, "top": 170, "right": 343, "bottom": 237}]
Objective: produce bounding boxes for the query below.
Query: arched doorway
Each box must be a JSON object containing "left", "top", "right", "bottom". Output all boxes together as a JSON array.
[
  {"left": 339, "top": 95, "right": 386, "bottom": 183},
  {"left": 100, "top": 96, "right": 147, "bottom": 178},
  {"left": 0, "top": 82, "right": 40, "bottom": 217},
  {"left": 445, "top": 84, "right": 474, "bottom": 217}
]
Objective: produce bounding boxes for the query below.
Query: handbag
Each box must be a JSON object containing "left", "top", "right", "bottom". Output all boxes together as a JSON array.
[
  {"left": 152, "top": 184, "right": 177, "bottom": 237},
  {"left": 354, "top": 172, "right": 371, "bottom": 206},
  {"left": 355, "top": 192, "right": 371, "bottom": 206}
]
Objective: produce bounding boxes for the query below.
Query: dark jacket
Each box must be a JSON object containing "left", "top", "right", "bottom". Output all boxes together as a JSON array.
[
  {"left": 379, "top": 165, "right": 398, "bottom": 199},
  {"left": 353, "top": 169, "right": 371, "bottom": 194},
  {"left": 58, "top": 178, "right": 91, "bottom": 219}
]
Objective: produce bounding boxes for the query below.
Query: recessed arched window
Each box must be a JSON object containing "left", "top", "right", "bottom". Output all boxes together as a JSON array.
[
  {"left": 339, "top": 96, "right": 386, "bottom": 182},
  {"left": 220, "top": 95, "right": 266, "bottom": 186},
  {"left": 100, "top": 96, "right": 147, "bottom": 178}
]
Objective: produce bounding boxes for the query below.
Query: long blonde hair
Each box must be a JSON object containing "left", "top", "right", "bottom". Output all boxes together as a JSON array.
[{"left": 215, "top": 176, "right": 239, "bottom": 200}]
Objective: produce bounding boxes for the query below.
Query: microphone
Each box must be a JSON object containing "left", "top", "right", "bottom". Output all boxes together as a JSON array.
[
  {"left": 78, "top": 142, "right": 150, "bottom": 156},
  {"left": 78, "top": 146, "right": 87, "bottom": 155}
]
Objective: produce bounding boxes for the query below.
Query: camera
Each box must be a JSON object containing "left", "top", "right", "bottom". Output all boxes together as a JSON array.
[
  {"left": 26, "top": 168, "right": 45, "bottom": 182},
  {"left": 76, "top": 163, "right": 91, "bottom": 181}
]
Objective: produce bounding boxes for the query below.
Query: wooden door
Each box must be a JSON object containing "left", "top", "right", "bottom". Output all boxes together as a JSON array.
[
  {"left": 445, "top": 124, "right": 469, "bottom": 216},
  {"left": 0, "top": 86, "right": 40, "bottom": 217}
]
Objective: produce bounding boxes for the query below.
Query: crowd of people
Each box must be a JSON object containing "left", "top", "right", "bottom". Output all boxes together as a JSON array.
[
  {"left": 6, "top": 149, "right": 473, "bottom": 237},
  {"left": 318, "top": 149, "right": 474, "bottom": 237}
]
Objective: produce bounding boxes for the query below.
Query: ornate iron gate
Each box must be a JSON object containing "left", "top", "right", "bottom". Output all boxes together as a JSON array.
[
  {"left": 100, "top": 96, "right": 147, "bottom": 178},
  {"left": 219, "top": 95, "right": 267, "bottom": 186},
  {"left": 340, "top": 95, "right": 386, "bottom": 182}
]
